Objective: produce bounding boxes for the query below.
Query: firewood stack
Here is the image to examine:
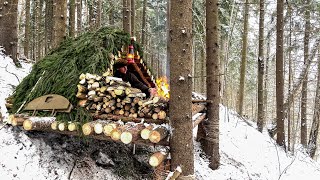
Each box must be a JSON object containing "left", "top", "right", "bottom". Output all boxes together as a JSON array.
[{"left": 76, "top": 72, "right": 168, "bottom": 121}]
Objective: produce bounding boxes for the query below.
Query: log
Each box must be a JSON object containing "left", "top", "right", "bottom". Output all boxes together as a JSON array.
[
  {"left": 110, "top": 125, "right": 125, "bottom": 141},
  {"left": 192, "top": 103, "right": 206, "bottom": 116},
  {"left": 192, "top": 100, "right": 213, "bottom": 104},
  {"left": 103, "top": 122, "right": 119, "bottom": 136},
  {"left": 193, "top": 113, "right": 206, "bottom": 128},
  {"left": 149, "top": 126, "right": 168, "bottom": 143},
  {"left": 68, "top": 122, "right": 78, "bottom": 131},
  {"left": 12, "top": 117, "right": 25, "bottom": 126},
  {"left": 158, "top": 110, "right": 166, "bottom": 120},
  {"left": 82, "top": 121, "right": 95, "bottom": 135},
  {"left": 149, "top": 151, "right": 168, "bottom": 167},
  {"left": 93, "top": 114, "right": 168, "bottom": 124},
  {"left": 140, "top": 124, "right": 154, "bottom": 140},
  {"left": 166, "top": 166, "right": 182, "bottom": 180},
  {"left": 77, "top": 84, "right": 87, "bottom": 93},
  {"left": 58, "top": 122, "right": 66, "bottom": 131},
  {"left": 51, "top": 121, "right": 58, "bottom": 130},
  {"left": 93, "top": 120, "right": 110, "bottom": 134},
  {"left": 15, "top": 118, "right": 169, "bottom": 146},
  {"left": 23, "top": 117, "right": 55, "bottom": 131},
  {"left": 120, "top": 123, "right": 145, "bottom": 144}
]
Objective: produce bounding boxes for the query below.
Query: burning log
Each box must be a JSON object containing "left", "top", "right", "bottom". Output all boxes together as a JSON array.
[
  {"left": 149, "top": 126, "right": 169, "bottom": 143},
  {"left": 149, "top": 150, "right": 168, "bottom": 167},
  {"left": 23, "top": 117, "right": 55, "bottom": 131}
]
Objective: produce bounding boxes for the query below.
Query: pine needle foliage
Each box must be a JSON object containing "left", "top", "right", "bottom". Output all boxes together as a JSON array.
[{"left": 10, "top": 27, "right": 142, "bottom": 122}]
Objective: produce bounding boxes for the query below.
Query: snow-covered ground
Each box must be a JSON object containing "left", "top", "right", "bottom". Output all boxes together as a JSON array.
[{"left": 1, "top": 53, "right": 320, "bottom": 180}]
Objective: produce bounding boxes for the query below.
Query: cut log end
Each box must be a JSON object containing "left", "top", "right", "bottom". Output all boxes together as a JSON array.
[
  {"left": 103, "top": 123, "right": 117, "bottom": 136},
  {"left": 149, "top": 156, "right": 160, "bottom": 167},
  {"left": 110, "top": 129, "right": 121, "bottom": 141},
  {"left": 82, "top": 123, "right": 93, "bottom": 136},
  {"left": 94, "top": 123, "right": 103, "bottom": 134},
  {"left": 140, "top": 128, "right": 151, "bottom": 140},
  {"left": 58, "top": 123, "right": 66, "bottom": 131},
  {"left": 120, "top": 131, "right": 133, "bottom": 144},
  {"left": 23, "top": 120, "right": 33, "bottom": 131},
  {"left": 51, "top": 122, "right": 58, "bottom": 130},
  {"left": 149, "top": 131, "right": 161, "bottom": 143},
  {"left": 68, "top": 123, "right": 77, "bottom": 131}
]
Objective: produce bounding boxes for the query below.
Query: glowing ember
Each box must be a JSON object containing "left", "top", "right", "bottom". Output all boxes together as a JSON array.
[{"left": 156, "top": 77, "right": 170, "bottom": 99}]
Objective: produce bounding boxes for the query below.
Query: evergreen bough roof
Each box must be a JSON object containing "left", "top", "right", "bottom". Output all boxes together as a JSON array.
[{"left": 10, "top": 27, "right": 143, "bottom": 123}]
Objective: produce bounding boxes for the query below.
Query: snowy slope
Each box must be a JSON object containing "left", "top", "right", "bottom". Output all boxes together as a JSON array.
[
  {"left": 1, "top": 53, "right": 320, "bottom": 180},
  {"left": 194, "top": 106, "right": 320, "bottom": 180}
]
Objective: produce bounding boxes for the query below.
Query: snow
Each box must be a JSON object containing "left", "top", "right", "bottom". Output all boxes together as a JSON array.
[{"left": 1, "top": 53, "right": 320, "bottom": 179}]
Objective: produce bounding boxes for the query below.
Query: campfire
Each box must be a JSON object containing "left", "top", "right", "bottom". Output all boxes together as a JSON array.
[{"left": 156, "top": 77, "right": 170, "bottom": 100}]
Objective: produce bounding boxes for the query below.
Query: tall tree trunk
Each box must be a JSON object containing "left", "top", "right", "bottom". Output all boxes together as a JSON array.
[
  {"left": 237, "top": 0, "right": 249, "bottom": 116},
  {"left": 287, "top": 9, "right": 293, "bottom": 151},
  {"left": 300, "top": 0, "right": 310, "bottom": 147},
  {"left": 53, "top": 0, "right": 67, "bottom": 48},
  {"left": 169, "top": 0, "right": 194, "bottom": 177},
  {"left": 0, "top": 0, "right": 19, "bottom": 64},
  {"left": 76, "top": 0, "right": 82, "bottom": 35},
  {"left": 24, "top": 0, "right": 30, "bottom": 58},
  {"left": 109, "top": 1, "right": 114, "bottom": 26},
  {"left": 140, "top": 0, "right": 147, "bottom": 45},
  {"left": 257, "top": 0, "right": 265, "bottom": 132},
  {"left": 204, "top": 0, "right": 220, "bottom": 170},
  {"left": 45, "top": 0, "right": 53, "bottom": 53},
  {"left": 123, "top": 0, "right": 131, "bottom": 34},
  {"left": 308, "top": 48, "right": 320, "bottom": 158},
  {"left": 131, "top": 0, "right": 135, "bottom": 36},
  {"left": 37, "top": 0, "right": 44, "bottom": 60},
  {"left": 88, "top": 0, "right": 95, "bottom": 30},
  {"left": 276, "top": 0, "right": 285, "bottom": 147},
  {"left": 69, "top": 0, "right": 76, "bottom": 37},
  {"left": 96, "top": 0, "right": 102, "bottom": 28}
]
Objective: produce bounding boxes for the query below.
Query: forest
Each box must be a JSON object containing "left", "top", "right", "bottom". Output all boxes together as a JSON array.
[{"left": 0, "top": 0, "right": 320, "bottom": 179}]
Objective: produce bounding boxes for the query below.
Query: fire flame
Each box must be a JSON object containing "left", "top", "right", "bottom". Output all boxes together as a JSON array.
[{"left": 156, "top": 77, "right": 170, "bottom": 99}]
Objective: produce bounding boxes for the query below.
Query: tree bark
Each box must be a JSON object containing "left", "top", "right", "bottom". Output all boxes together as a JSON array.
[
  {"left": 307, "top": 47, "right": 320, "bottom": 158},
  {"left": 69, "top": 0, "right": 76, "bottom": 37},
  {"left": 96, "top": 0, "right": 102, "bottom": 28},
  {"left": 169, "top": 0, "right": 194, "bottom": 177},
  {"left": 237, "top": 0, "right": 249, "bottom": 116},
  {"left": 257, "top": 0, "right": 265, "bottom": 132},
  {"left": 204, "top": 0, "right": 220, "bottom": 170},
  {"left": 131, "top": 0, "right": 135, "bottom": 36},
  {"left": 276, "top": 0, "right": 285, "bottom": 147},
  {"left": 24, "top": 0, "right": 30, "bottom": 58},
  {"left": 300, "top": 0, "right": 311, "bottom": 147},
  {"left": 76, "top": 0, "right": 82, "bottom": 35},
  {"left": 140, "top": 0, "right": 147, "bottom": 45},
  {"left": 0, "top": 0, "right": 18, "bottom": 63},
  {"left": 53, "top": 0, "right": 67, "bottom": 48},
  {"left": 123, "top": 0, "right": 131, "bottom": 34},
  {"left": 109, "top": 1, "right": 114, "bottom": 26},
  {"left": 45, "top": 0, "right": 53, "bottom": 53}
]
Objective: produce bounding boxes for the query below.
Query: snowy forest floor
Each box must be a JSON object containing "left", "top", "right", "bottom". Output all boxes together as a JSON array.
[{"left": 1, "top": 55, "right": 320, "bottom": 180}]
